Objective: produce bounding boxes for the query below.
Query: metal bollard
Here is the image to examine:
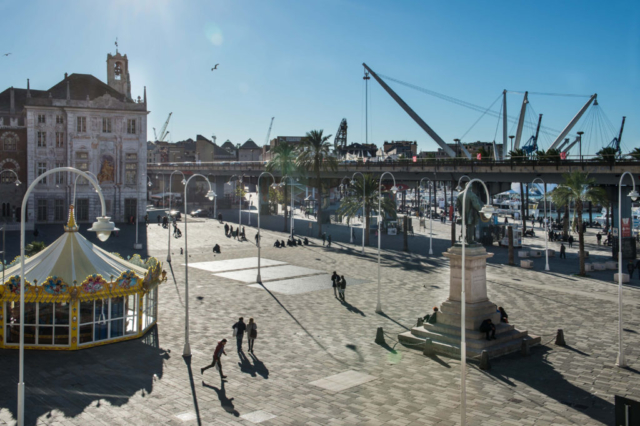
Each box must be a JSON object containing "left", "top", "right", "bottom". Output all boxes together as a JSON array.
[
  {"left": 375, "top": 327, "right": 385, "bottom": 345},
  {"left": 417, "top": 317, "right": 424, "bottom": 327},
  {"left": 422, "top": 338, "right": 433, "bottom": 357},
  {"left": 521, "top": 339, "right": 530, "bottom": 356},
  {"left": 555, "top": 329, "right": 566, "bottom": 346},
  {"left": 479, "top": 350, "right": 491, "bottom": 370}
]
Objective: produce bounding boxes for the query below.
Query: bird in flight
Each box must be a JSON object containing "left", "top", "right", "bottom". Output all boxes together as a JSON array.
[
  {"left": 211, "top": 64, "right": 219, "bottom": 70},
  {"left": 3, "top": 53, "right": 11, "bottom": 56}
]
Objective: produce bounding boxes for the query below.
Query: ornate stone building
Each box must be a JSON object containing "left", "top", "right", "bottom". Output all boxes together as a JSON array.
[{"left": 9, "top": 50, "right": 148, "bottom": 224}]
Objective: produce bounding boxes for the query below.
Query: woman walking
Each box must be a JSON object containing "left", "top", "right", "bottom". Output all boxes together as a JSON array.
[{"left": 247, "top": 318, "right": 257, "bottom": 353}]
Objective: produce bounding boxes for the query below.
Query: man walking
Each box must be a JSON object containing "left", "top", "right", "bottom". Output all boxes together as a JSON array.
[
  {"left": 596, "top": 233, "right": 602, "bottom": 246},
  {"left": 327, "top": 234, "right": 332, "bottom": 247},
  {"left": 322, "top": 232, "right": 326, "bottom": 246},
  {"left": 232, "top": 317, "right": 247, "bottom": 352},
  {"left": 331, "top": 271, "right": 339, "bottom": 298},
  {"left": 568, "top": 234, "right": 574, "bottom": 248},
  {"left": 224, "top": 223, "right": 229, "bottom": 237},
  {"left": 201, "top": 339, "right": 227, "bottom": 379},
  {"left": 339, "top": 275, "right": 347, "bottom": 301},
  {"left": 560, "top": 242, "right": 566, "bottom": 259}
]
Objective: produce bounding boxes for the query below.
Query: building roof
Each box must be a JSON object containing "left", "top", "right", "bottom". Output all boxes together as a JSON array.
[
  {"left": 221, "top": 140, "right": 235, "bottom": 150},
  {"left": 240, "top": 138, "right": 260, "bottom": 149},
  {"left": 47, "top": 73, "right": 134, "bottom": 102},
  {"left": 0, "top": 87, "right": 48, "bottom": 113},
  {"left": 212, "top": 143, "right": 234, "bottom": 157}
]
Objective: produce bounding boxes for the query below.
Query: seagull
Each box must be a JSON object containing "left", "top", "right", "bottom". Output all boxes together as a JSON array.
[
  {"left": 3, "top": 53, "right": 11, "bottom": 56},
  {"left": 211, "top": 64, "right": 219, "bottom": 70}
]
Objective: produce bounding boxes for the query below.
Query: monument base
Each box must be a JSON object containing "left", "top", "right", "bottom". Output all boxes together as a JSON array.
[{"left": 398, "top": 244, "right": 540, "bottom": 359}]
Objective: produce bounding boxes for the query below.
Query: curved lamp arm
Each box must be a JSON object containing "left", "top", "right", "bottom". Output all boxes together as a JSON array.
[
  {"left": 169, "top": 170, "right": 187, "bottom": 210},
  {"left": 456, "top": 175, "right": 471, "bottom": 192},
  {"left": 0, "top": 169, "right": 21, "bottom": 186},
  {"left": 73, "top": 171, "right": 100, "bottom": 204},
  {"left": 378, "top": 171, "right": 398, "bottom": 219}
]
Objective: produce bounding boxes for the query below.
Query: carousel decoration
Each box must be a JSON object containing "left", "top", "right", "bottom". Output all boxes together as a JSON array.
[{"left": 0, "top": 205, "right": 166, "bottom": 350}]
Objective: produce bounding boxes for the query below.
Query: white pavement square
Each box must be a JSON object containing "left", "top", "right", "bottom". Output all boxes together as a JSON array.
[
  {"left": 174, "top": 412, "right": 197, "bottom": 422},
  {"left": 185, "top": 257, "right": 286, "bottom": 273},
  {"left": 240, "top": 410, "right": 278, "bottom": 423},
  {"left": 214, "top": 265, "right": 323, "bottom": 283},
  {"left": 248, "top": 275, "right": 367, "bottom": 295},
  {"left": 309, "top": 370, "right": 378, "bottom": 393}
]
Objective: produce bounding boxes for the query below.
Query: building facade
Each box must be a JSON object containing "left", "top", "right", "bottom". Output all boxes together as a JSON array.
[{"left": 11, "top": 51, "right": 148, "bottom": 224}]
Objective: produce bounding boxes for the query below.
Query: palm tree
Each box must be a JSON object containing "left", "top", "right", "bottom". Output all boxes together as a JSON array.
[
  {"left": 551, "top": 171, "right": 608, "bottom": 276},
  {"left": 509, "top": 148, "right": 526, "bottom": 162},
  {"left": 596, "top": 146, "right": 618, "bottom": 163},
  {"left": 336, "top": 174, "right": 397, "bottom": 246},
  {"left": 266, "top": 141, "right": 298, "bottom": 232},
  {"left": 25, "top": 241, "right": 46, "bottom": 257},
  {"left": 296, "top": 130, "right": 338, "bottom": 237},
  {"left": 629, "top": 147, "right": 640, "bottom": 161}
]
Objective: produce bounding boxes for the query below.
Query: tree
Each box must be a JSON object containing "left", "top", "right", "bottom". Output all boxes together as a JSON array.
[
  {"left": 25, "top": 241, "right": 46, "bottom": 257},
  {"left": 509, "top": 148, "right": 526, "bottom": 162},
  {"left": 629, "top": 147, "right": 640, "bottom": 161},
  {"left": 266, "top": 141, "right": 299, "bottom": 232},
  {"left": 551, "top": 171, "right": 608, "bottom": 276},
  {"left": 596, "top": 147, "right": 618, "bottom": 163},
  {"left": 296, "top": 130, "right": 338, "bottom": 237},
  {"left": 336, "top": 173, "right": 397, "bottom": 246},
  {"left": 536, "top": 148, "right": 561, "bottom": 162}
]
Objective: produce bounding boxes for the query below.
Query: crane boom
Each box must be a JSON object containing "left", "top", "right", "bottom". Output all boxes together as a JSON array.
[
  {"left": 158, "top": 112, "right": 173, "bottom": 142},
  {"left": 362, "top": 63, "right": 461, "bottom": 158},
  {"left": 548, "top": 94, "right": 597, "bottom": 150},
  {"left": 153, "top": 128, "right": 158, "bottom": 141},
  {"left": 513, "top": 92, "right": 528, "bottom": 151},
  {"left": 265, "top": 117, "right": 275, "bottom": 146}
]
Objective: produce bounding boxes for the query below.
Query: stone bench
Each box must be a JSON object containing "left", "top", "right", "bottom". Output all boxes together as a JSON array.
[
  {"left": 593, "top": 262, "right": 606, "bottom": 271},
  {"left": 584, "top": 263, "right": 594, "bottom": 272},
  {"left": 546, "top": 249, "right": 555, "bottom": 257},
  {"left": 518, "top": 251, "right": 530, "bottom": 258},
  {"left": 614, "top": 273, "right": 630, "bottom": 283},
  {"left": 605, "top": 261, "right": 618, "bottom": 270},
  {"left": 520, "top": 260, "right": 534, "bottom": 269},
  {"left": 530, "top": 250, "right": 542, "bottom": 258}
]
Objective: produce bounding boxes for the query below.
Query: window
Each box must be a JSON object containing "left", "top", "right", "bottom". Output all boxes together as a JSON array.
[
  {"left": 143, "top": 288, "right": 157, "bottom": 330},
  {"left": 76, "top": 116, "right": 86, "bottom": 133},
  {"left": 125, "top": 163, "right": 137, "bottom": 185},
  {"left": 1, "top": 169, "right": 17, "bottom": 184},
  {"left": 127, "top": 119, "right": 136, "bottom": 134},
  {"left": 55, "top": 132, "right": 64, "bottom": 148},
  {"left": 56, "top": 115, "right": 64, "bottom": 124},
  {"left": 4, "top": 302, "right": 70, "bottom": 346},
  {"left": 38, "top": 114, "right": 46, "bottom": 124},
  {"left": 76, "top": 198, "right": 89, "bottom": 221},
  {"left": 76, "top": 152, "right": 88, "bottom": 160},
  {"left": 124, "top": 198, "right": 137, "bottom": 220},
  {"left": 54, "top": 199, "right": 65, "bottom": 221},
  {"left": 3, "top": 133, "right": 17, "bottom": 150},
  {"left": 102, "top": 118, "right": 112, "bottom": 133},
  {"left": 37, "top": 199, "right": 47, "bottom": 221},
  {"left": 79, "top": 296, "right": 135, "bottom": 345},
  {"left": 37, "top": 131, "right": 46, "bottom": 147},
  {"left": 37, "top": 162, "right": 47, "bottom": 184},
  {"left": 55, "top": 162, "right": 64, "bottom": 185},
  {"left": 2, "top": 202, "right": 11, "bottom": 217},
  {"left": 75, "top": 153, "right": 88, "bottom": 178},
  {"left": 126, "top": 153, "right": 137, "bottom": 161}
]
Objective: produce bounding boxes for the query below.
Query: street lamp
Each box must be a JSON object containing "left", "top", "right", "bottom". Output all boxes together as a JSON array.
[
  {"left": 459, "top": 178, "right": 494, "bottom": 426},
  {"left": 256, "top": 172, "right": 276, "bottom": 283},
  {"left": 351, "top": 172, "right": 367, "bottom": 254},
  {"left": 17, "top": 167, "right": 116, "bottom": 426},
  {"left": 577, "top": 131, "right": 584, "bottom": 161},
  {"left": 419, "top": 177, "right": 434, "bottom": 255},
  {"left": 615, "top": 172, "right": 638, "bottom": 368},
  {"left": 166, "top": 170, "right": 186, "bottom": 263},
  {"left": 376, "top": 172, "right": 398, "bottom": 313},
  {"left": 228, "top": 175, "right": 243, "bottom": 228},
  {"left": 248, "top": 195, "right": 252, "bottom": 226},
  {"left": 133, "top": 173, "right": 150, "bottom": 250},
  {"left": 531, "top": 178, "right": 549, "bottom": 271},
  {"left": 0, "top": 169, "right": 22, "bottom": 186},
  {"left": 183, "top": 174, "right": 215, "bottom": 357},
  {"left": 72, "top": 171, "right": 100, "bottom": 206},
  {"left": 280, "top": 176, "right": 296, "bottom": 239}
]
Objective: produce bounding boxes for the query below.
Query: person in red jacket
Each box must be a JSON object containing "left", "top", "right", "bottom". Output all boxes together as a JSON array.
[{"left": 201, "top": 339, "right": 227, "bottom": 379}]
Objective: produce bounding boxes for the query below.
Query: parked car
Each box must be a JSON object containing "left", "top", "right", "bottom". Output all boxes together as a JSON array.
[{"left": 190, "top": 209, "right": 208, "bottom": 218}]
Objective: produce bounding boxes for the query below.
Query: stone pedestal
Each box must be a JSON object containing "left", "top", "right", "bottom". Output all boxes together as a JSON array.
[{"left": 399, "top": 244, "right": 540, "bottom": 359}]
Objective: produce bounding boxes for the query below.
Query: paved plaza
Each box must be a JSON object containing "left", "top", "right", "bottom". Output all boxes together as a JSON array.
[{"left": 0, "top": 209, "right": 639, "bottom": 425}]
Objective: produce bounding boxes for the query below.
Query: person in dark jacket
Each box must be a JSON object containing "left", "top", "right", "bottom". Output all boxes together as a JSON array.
[
  {"left": 331, "top": 271, "right": 339, "bottom": 298},
  {"left": 322, "top": 232, "right": 326, "bottom": 246},
  {"left": 560, "top": 243, "right": 566, "bottom": 259},
  {"left": 224, "top": 223, "right": 229, "bottom": 236},
  {"left": 274, "top": 240, "right": 281, "bottom": 248},
  {"left": 213, "top": 244, "right": 221, "bottom": 254},
  {"left": 424, "top": 307, "right": 438, "bottom": 324},
  {"left": 232, "top": 318, "right": 247, "bottom": 352},
  {"left": 498, "top": 306, "right": 508, "bottom": 323},
  {"left": 201, "top": 339, "right": 227, "bottom": 379},
  {"left": 327, "top": 234, "right": 332, "bottom": 247},
  {"left": 568, "top": 234, "right": 574, "bottom": 248},
  {"left": 628, "top": 261, "right": 636, "bottom": 280},
  {"left": 339, "top": 275, "right": 347, "bottom": 301},
  {"left": 480, "top": 319, "right": 496, "bottom": 340}
]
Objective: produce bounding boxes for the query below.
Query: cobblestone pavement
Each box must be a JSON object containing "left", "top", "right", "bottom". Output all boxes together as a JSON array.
[{"left": 0, "top": 210, "right": 639, "bottom": 426}]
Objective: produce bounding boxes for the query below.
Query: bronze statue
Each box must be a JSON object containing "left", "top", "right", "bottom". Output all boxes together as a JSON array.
[{"left": 456, "top": 185, "right": 486, "bottom": 244}]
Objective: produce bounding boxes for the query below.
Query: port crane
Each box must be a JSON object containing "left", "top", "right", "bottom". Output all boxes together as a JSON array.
[
  {"left": 334, "top": 118, "right": 347, "bottom": 151},
  {"left": 264, "top": 117, "right": 275, "bottom": 146},
  {"left": 153, "top": 112, "right": 173, "bottom": 142}
]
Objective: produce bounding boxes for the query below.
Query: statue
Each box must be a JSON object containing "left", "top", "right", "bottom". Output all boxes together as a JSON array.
[
  {"left": 456, "top": 185, "right": 486, "bottom": 244},
  {"left": 97, "top": 157, "right": 115, "bottom": 183}
]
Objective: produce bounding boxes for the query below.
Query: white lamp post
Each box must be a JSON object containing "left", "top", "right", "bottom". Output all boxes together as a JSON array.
[
  {"left": 183, "top": 174, "right": 215, "bottom": 357},
  {"left": 248, "top": 195, "right": 252, "bottom": 226},
  {"left": 166, "top": 171, "right": 186, "bottom": 264},
  {"left": 0, "top": 169, "right": 21, "bottom": 187},
  {"left": 351, "top": 172, "right": 366, "bottom": 254},
  {"left": 616, "top": 172, "right": 638, "bottom": 368},
  {"left": 420, "top": 177, "right": 434, "bottom": 255},
  {"left": 228, "top": 175, "right": 243, "bottom": 229},
  {"left": 17, "top": 167, "right": 117, "bottom": 426},
  {"left": 133, "top": 173, "right": 150, "bottom": 250},
  {"left": 256, "top": 172, "right": 275, "bottom": 283},
  {"left": 376, "top": 172, "right": 398, "bottom": 313},
  {"left": 459, "top": 178, "right": 494, "bottom": 426},
  {"left": 531, "top": 178, "right": 549, "bottom": 271}
]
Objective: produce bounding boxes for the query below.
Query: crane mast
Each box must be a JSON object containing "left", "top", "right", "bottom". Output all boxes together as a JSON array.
[
  {"left": 157, "top": 112, "right": 173, "bottom": 142},
  {"left": 265, "top": 117, "right": 275, "bottom": 146}
]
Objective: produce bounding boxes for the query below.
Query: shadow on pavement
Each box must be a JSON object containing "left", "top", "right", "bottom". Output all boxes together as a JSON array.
[
  {"left": 0, "top": 325, "right": 168, "bottom": 426},
  {"left": 339, "top": 299, "right": 366, "bottom": 316},
  {"left": 376, "top": 311, "right": 411, "bottom": 331},
  {"left": 237, "top": 351, "right": 256, "bottom": 377},
  {"left": 183, "top": 356, "right": 202, "bottom": 426},
  {"left": 248, "top": 353, "right": 269, "bottom": 379},
  {"left": 201, "top": 381, "right": 239, "bottom": 417}
]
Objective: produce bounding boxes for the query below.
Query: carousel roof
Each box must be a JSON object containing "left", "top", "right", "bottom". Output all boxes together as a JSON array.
[{"left": 3, "top": 206, "right": 147, "bottom": 286}]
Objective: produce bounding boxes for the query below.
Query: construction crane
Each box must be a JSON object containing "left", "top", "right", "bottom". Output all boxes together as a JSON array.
[
  {"left": 334, "top": 118, "right": 347, "bottom": 151},
  {"left": 264, "top": 117, "right": 275, "bottom": 146},
  {"left": 521, "top": 114, "right": 542, "bottom": 157},
  {"left": 153, "top": 112, "right": 173, "bottom": 142},
  {"left": 607, "top": 116, "right": 625, "bottom": 157}
]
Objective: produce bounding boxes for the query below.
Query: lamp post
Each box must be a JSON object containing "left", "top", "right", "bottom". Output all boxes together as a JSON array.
[
  {"left": 133, "top": 173, "right": 150, "bottom": 250},
  {"left": 248, "top": 195, "right": 252, "bottom": 226},
  {"left": 17, "top": 167, "right": 117, "bottom": 426},
  {"left": 459, "top": 178, "right": 495, "bottom": 426},
  {"left": 509, "top": 135, "right": 515, "bottom": 156},
  {"left": 376, "top": 172, "right": 399, "bottom": 313},
  {"left": 419, "top": 177, "right": 434, "bottom": 255},
  {"left": 351, "top": 172, "right": 366, "bottom": 254},
  {"left": 183, "top": 174, "right": 215, "bottom": 357},
  {"left": 280, "top": 176, "right": 295, "bottom": 239},
  {"left": 166, "top": 171, "right": 187, "bottom": 264},
  {"left": 577, "top": 131, "right": 584, "bottom": 161},
  {"left": 72, "top": 171, "right": 100, "bottom": 206},
  {"left": 616, "top": 172, "right": 639, "bottom": 368},
  {"left": 228, "top": 175, "right": 243, "bottom": 228},
  {"left": 531, "top": 178, "right": 549, "bottom": 271},
  {"left": 256, "top": 172, "right": 276, "bottom": 283}
]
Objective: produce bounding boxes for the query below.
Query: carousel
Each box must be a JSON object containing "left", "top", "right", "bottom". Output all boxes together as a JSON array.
[{"left": 0, "top": 206, "right": 166, "bottom": 350}]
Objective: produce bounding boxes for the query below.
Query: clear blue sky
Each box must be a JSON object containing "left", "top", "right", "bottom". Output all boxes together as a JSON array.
[{"left": 2, "top": 0, "right": 638, "bottom": 156}]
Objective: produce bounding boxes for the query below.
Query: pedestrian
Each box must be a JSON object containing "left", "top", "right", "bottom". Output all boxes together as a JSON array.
[
  {"left": 322, "top": 232, "right": 326, "bottom": 246},
  {"left": 596, "top": 233, "right": 602, "bottom": 246},
  {"left": 479, "top": 319, "right": 496, "bottom": 340},
  {"left": 232, "top": 317, "right": 246, "bottom": 352},
  {"left": 213, "top": 244, "right": 221, "bottom": 254},
  {"left": 627, "top": 261, "right": 636, "bottom": 280},
  {"left": 218, "top": 213, "right": 223, "bottom": 223},
  {"left": 229, "top": 225, "right": 234, "bottom": 239},
  {"left": 327, "top": 234, "right": 332, "bottom": 247},
  {"left": 560, "top": 242, "right": 566, "bottom": 259},
  {"left": 157, "top": 215, "right": 161, "bottom": 225},
  {"left": 351, "top": 227, "right": 356, "bottom": 243},
  {"left": 498, "top": 306, "right": 509, "bottom": 323},
  {"left": 247, "top": 318, "right": 257, "bottom": 353},
  {"left": 255, "top": 232, "right": 260, "bottom": 245},
  {"left": 201, "top": 339, "right": 227, "bottom": 379},
  {"left": 339, "top": 275, "right": 346, "bottom": 301},
  {"left": 331, "top": 271, "right": 339, "bottom": 298},
  {"left": 145, "top": 214, "right": 149, "bottom": 227},
  {"left": 568, "top": 234, "right": 574, "bottom": 248},
  {"left": 224, "top": 223, "right": 229, "bottom": 237},
  {"left": 242, "top": 226, "right": 246, "bottom": 240}
]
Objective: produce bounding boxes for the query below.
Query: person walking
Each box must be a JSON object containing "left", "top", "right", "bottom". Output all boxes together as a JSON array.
[
  {"left": 327, "top": 234, "right": 332, "bottom": 247},
  {"left": 201, "top": 339, "right": 227, "bottom": 379},
  {"left": 339, "top": 275, "right": 347, "bottom": 301},
  {"left": 331, "top": 271, "right": 339, "bottom": 298},
  {"left": 229, "top": 225, "right": 234, "bottom": 239},
  {"left": 247, "top": 318, "right": 257, "bottom": 353},
  {"left": 568, "top": 234, "right": 574, "bottom": 248},
  {"left": 627, "top": 261, "right": 636, "bottom": 280},
  {"left": 232, "top": 317, "right": 246, "bottom": 352},
  {"left": 224, "top": 223, "right": 229, "bottom": 237},
  {"left": 596, "top": 232, "right": 602, "bottom": 246},
  {"left": 560, "top": 242, "right": 566, "bottom": 259},
  {"left": 255, "top": 232, "right": 260, "bottom": 245},
  {"left": 322, "top": 232, "right": 326, "bottom": 246}
]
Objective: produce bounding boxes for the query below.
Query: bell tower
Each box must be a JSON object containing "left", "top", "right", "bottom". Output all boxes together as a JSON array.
[{"left": 106, "top": 50, "right": 132, "bottom": 99}]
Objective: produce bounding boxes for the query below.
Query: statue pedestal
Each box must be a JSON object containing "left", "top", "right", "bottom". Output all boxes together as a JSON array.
[{"left": 399, "top": 244, "right": 540, "bottom": 359}]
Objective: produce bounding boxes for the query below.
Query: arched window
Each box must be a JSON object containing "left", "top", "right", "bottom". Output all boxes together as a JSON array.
[{"left": 114, "top": 62, "right": 122, "bottom": 81}]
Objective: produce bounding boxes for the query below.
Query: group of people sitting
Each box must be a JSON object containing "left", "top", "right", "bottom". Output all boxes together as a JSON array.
[
  {"left": 423, "top": 306, "right": 509, "bottom": 341},
  {"left": 274, "top": 237, "right": 309, "bottom": 248}
]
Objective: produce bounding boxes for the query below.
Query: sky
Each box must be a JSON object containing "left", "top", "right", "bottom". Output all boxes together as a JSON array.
[{"left": 1, "top": 0, "right": 639, "bottom": 156}]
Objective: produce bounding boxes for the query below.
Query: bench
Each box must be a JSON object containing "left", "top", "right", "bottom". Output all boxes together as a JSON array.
[
  {"left": 520, "top": 260, "right": 534, "bottom": 269},
  {"left": 584, "top": 263, "right": 594, "bottom": 272},
  {"left": 593, "top": 262, "right": 606, "bottom": 271},
  {"left": 518, "top": 251, "right": 530, "bottom": 258},
  {"left": 546, "top": 249, "right": 556, "bottom": 257},
  {"left": 614, "top": 273, "right": 630, "bottom": 283},
  {"left": 605, "top": 261, "right": 618, "bottom": 270},
  {"left": 530, "top": 250, "right": 542, "bottom": 258}
]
